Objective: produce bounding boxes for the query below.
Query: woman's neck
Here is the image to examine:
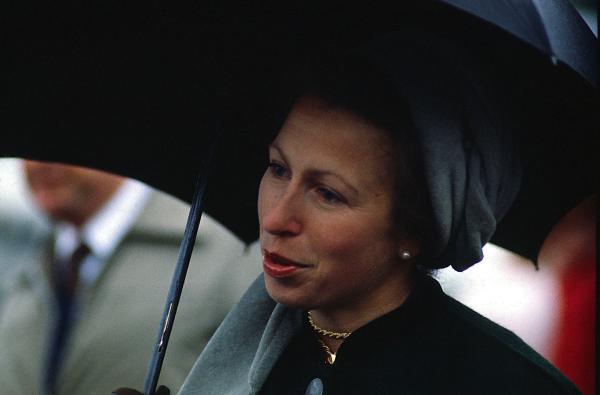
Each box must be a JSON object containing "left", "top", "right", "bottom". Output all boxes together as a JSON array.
[{"left": 309, "top": 271, "right": 414, "bottom": 334}]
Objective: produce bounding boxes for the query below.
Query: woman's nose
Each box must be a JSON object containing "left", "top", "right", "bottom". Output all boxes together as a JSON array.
[{"left": 261, "top": 188, "right": 302, "bottom": 237}]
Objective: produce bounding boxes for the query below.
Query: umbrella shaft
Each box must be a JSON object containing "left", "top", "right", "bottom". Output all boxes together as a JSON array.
[{"left": 143, "top": 140, "right": 217, "bottom": 395}]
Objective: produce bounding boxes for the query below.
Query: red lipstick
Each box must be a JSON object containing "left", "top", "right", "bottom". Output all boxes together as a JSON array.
[{"left": 263, "top": 251, "right": 305, "bottom": 278}]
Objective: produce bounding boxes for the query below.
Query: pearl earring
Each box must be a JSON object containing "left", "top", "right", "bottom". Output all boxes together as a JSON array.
[{"left": 400, "top": 251, "right": 411, "bottom": 260}]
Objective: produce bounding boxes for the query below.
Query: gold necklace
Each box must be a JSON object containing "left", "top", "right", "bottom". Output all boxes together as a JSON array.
[
  {"left": 307, "top": 312, "right": 352, "bottom": 339},
  {"left": 317, "top": 339, "right": 337, "bottom": 365}
]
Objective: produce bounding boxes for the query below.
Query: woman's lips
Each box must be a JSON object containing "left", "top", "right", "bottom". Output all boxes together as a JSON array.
[{"left": 263, "top": 251, "right": 308, "bottom": 278}]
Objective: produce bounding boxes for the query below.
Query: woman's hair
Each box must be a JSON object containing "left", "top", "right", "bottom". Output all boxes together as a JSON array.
[{"left": 288, "top": 55, "right": 437, "bottom": 270}]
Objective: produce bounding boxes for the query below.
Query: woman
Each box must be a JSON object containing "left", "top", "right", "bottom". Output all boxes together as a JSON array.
[{"left": 174, "top": 41, "right": 582, "bottom": 395}]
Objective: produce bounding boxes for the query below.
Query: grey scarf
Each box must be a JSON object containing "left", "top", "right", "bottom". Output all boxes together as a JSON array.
[{"left": 362, "top": 33, "right": 522, "bottom": 271}]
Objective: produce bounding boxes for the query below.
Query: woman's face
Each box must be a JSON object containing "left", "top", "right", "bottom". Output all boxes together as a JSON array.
[{"left": 258, "top": 96, "right": 411, "bottom": 316}]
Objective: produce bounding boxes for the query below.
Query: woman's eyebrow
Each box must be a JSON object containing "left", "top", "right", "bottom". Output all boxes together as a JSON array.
[
  {"left": 268, "top": 143, "right": 288, "bottom": 163},
  {"left": 270, "top": 142, "right": 359, "bottom": 196},
  {"left": 305, "top": 169, "right": 360, "bottom": 197}
]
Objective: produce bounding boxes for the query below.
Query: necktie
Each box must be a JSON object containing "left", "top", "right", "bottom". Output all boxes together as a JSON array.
[
  {"left": 45, "top": 242, "right": 90, "bottom": 394},
  {"left": 63, "top": 243, "right": 90, "bottom": 297}
]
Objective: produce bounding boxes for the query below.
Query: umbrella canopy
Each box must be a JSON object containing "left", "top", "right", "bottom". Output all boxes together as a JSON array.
[{"left": 2, "top": 0, "right": 597, "bottom": 263}]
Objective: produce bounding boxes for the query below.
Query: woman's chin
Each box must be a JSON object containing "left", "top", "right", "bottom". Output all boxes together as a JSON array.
[{"left": 264, "top": 276, "right": 312, "bottom": 309}]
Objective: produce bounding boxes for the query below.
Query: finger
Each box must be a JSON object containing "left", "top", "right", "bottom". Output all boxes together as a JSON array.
[{"left": 111, "top": 388, "right": 143, "bottom": 395}]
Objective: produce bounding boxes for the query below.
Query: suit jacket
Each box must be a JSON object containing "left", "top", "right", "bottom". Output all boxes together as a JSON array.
[
  {"left": 178, "top": 274, "right": 581, "bottom": 395},
  {"left": 0, "top": 191, "right": 260, "bottom": 394}
]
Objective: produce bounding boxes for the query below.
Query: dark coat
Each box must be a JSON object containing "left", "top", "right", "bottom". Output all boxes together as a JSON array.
[
  {"left": 258, "top": 274, "right": 580, "bottom": 394},
  {"left": 179, "top": 274, "right": 580, "bottom": 394}
]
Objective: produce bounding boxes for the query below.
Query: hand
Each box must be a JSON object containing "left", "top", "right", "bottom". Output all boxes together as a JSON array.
[{"left": 112, "top": 385, "right": 170, "bottom": 395}]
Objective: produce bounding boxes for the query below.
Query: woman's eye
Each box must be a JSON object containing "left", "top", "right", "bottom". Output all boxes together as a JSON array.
[
  {"left": 267, "top": 161, "right": 288, "bottom": 178},
  {"left": 316, "top": 187, "right": 344, "bottom": 205}
]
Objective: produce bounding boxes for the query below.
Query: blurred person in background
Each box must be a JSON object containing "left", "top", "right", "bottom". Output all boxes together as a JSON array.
[{"left": 0, "top": 160, "right": 260, "bottom": 394}]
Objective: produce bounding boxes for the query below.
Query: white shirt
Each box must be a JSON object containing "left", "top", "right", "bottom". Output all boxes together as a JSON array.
[{"left": 53, "top": 179, "right": 152, "bottom": 287}]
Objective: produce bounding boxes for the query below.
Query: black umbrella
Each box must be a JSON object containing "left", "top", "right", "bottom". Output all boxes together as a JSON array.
[
  {"left": 2, "top": 1, "right": 597, "bottom": 393},
  {"left": 2, "top": 0, "right": 596, "bottom": 255}
]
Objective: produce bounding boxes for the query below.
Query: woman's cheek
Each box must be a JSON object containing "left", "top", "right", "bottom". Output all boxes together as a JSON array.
[{"left": 312, "top": 220, "right": 363, "bottom": 260}]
